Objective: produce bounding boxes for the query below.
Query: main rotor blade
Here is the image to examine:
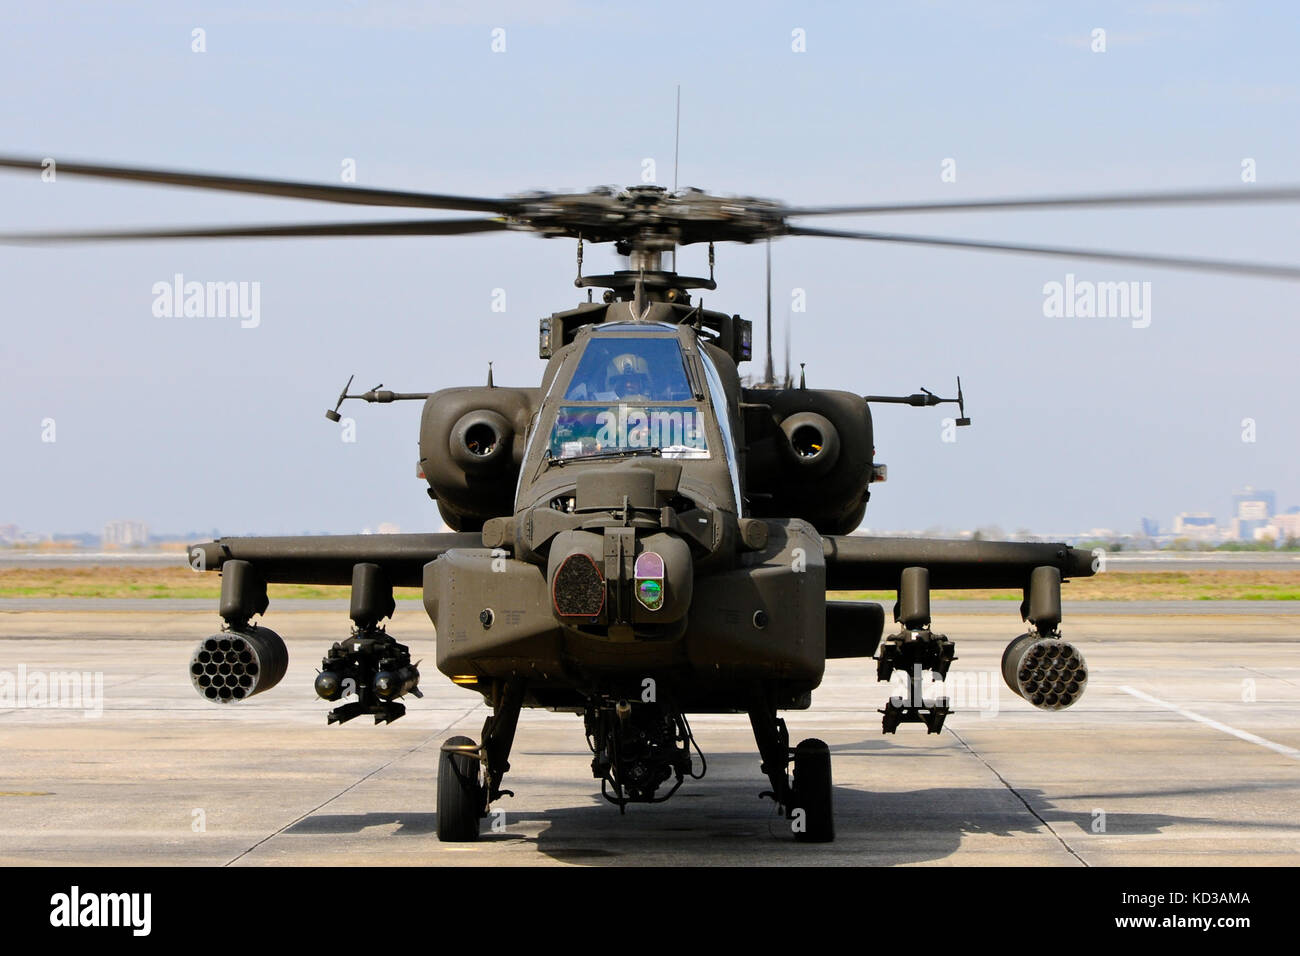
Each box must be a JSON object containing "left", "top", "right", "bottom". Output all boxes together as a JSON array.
[
  {"left": 0, "top": 218, "right": 510, "bottom": 244},
  {"left": 785, "top": 185, "right": 1300, "bottom": 218},
  {"left": 786, "top": 225, "right": 1300, "bottom": 280},
  {"left": 0, "top": 155, "right": 515, "bottom": 213}
]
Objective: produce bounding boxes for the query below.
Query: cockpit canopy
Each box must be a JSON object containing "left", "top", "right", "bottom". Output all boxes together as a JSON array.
[
  {"left": 517, "top": 319, "right": 744, "bottom": 522},
  {"left": 561, "top": 332, "right": 694, "bottom": 402},
  {"left": 547, "top": 405, "right": 710, "bottom": 461},
  {"left": 550, "top": 330, "right": 710, "bottom": 461}
]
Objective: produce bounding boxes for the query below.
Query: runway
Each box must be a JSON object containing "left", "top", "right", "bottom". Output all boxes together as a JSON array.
[{"left": 1, "top": 603, "right": 1298, "bottom": 866}]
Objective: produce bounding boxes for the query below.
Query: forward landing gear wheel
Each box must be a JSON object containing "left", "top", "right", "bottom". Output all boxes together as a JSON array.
[
  {"left": 792, "top": 738, "right": 834, "bottom": 843},
  {"left": 437, "top": 735, "right": 484, "bottom": 842}
]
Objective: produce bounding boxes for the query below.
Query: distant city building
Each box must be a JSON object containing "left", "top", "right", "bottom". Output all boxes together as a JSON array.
[
  {"left": 1234, "top": 518, "right": 1269, "bottom": 540},
  {"left": 1265, "top": 513, "right": 1300, "bottom": 542},
  {"left": 1234, "top": 487, "right": 1275, "bottom": 518},
  {"left": 0, "top": 524, "right": 47, "bottom": 546},
  {"left": 102, "top": 520, "right": 149, "bottom": 547},
  {"left": 1172, "top": 512, "right": 1221, "bottom": 542},
  {"left": 1232, "top": 487, "right": 1275, "bottom": 541},
  {"left": 1140, "top": 517, "right": 1160, "bottom": 538}
]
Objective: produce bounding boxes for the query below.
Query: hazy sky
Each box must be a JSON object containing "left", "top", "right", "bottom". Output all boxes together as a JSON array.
[{"left": 1, "top": 1, "right": 1297, "bottom": 538}]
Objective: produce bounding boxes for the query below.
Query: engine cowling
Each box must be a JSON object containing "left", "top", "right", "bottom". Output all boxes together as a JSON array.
[
  {"left": 448, "top": 408, "right": 513, "bottom": 473},
  {"left": 418, "top": 386, "right": 539, "bottom": 531},
  {"left": 779, "top": 411, "right": 841, "bottom": 476},
  {"left": 743, "top": 388, "right": 874, "bottom": 534}
]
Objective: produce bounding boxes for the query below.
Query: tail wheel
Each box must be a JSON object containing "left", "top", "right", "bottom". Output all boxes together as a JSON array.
[
  {"left": 437, "top": 735, "right": 484, "bottom": 842},
  {"left": 792, "top": 738, "right": 834, "bottom": 843}
]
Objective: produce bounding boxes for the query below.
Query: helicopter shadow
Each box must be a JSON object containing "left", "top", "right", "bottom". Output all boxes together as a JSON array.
[
  {"left": 288, "top": 812, "right": 439, "bottom": 837},
  {"left": 509, "top": 783, "right": 1210, "bottom": 866},
  {"left": 283, "top": 759, "right": 1238, "bottom": 865}
]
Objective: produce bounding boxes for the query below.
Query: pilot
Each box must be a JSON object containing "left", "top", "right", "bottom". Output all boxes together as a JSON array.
[{"left": 604, "top": 353, "right": 653, "bottom": 401}]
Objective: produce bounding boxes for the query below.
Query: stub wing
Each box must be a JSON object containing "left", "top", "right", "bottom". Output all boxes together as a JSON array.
[
  {"left": 187, "top": 532, "right": 483, "bottom": 587},
  {"left": 821, "top": 535, "right": 1097, "bottom": 591}
]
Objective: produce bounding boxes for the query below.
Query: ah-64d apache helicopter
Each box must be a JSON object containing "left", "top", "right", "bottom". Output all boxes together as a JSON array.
[{"left": 4, "top": 155, "right": 1299, "bottom": 843}]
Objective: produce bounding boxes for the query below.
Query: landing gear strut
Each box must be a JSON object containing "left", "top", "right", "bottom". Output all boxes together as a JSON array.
[
  {"left": 436, "top": 679, "right": 526, "bottom": 842},
  {"left": 748, "top": 687, "right": 834, "bottom": 843}
]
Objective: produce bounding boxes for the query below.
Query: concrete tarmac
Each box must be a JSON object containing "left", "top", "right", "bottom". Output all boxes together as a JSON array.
[{"left": 1, "top": 604, "right": 1298, "bottom": 866}]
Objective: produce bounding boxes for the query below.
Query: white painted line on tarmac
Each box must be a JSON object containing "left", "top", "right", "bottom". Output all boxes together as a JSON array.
[{"left": 1120, "top": 685, "right": 1300, "bottom": 761}]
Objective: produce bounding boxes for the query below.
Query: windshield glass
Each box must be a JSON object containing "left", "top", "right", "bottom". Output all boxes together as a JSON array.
[
  {"left": 548, "top": 405, "right": 710, "bottom": 460},
  {"left": 698, "top": 348, "right": 743, "bottom": 511},
  {"left": 563, "top": 336, "right": 693, "bottom": 402}
]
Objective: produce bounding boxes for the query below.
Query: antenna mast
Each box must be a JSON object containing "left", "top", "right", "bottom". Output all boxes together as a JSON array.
[
  {"left": 669, "top": 86, "right": 681, "bottom": 273},
  {"left": 764, "top": 239, "right": 774, "bottom": 384},
  {"left": 784, "top": 307, "right": 791, "bottom": 388}
]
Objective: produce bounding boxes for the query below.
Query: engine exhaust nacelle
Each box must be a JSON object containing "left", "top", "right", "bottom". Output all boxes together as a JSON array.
[
  {"left": 1001, "top": 633, "right": 1088, "bottom": 710},
  {"left": 780, "top": 411, "right": 840, "bottom": 475},
  {"left": 448, "top": 409, "right": 513, "bottom": 473},
  {"left": 417, "top": 386, "right": 538, "bottom": 531},
  {"left": 741, "top": 387, "right": 875, "bottom": 534},
  {"left": 189, "top": 626, "right": 288, "bottom": 703}
]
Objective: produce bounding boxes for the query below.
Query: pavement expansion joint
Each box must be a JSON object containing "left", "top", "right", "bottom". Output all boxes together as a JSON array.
[
  {"left": 1236, "top": 665, "right": 1300, "bottom": 689},
  {"left": 945, "top": 725, "right": 1090, "bottom": 867},
  {"left": 223, "top": 702, "right": 484, "bottom": 866}
]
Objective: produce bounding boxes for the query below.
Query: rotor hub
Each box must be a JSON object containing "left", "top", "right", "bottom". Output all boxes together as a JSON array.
[{"left": 508, "top": 185, "right": 787, "bottom": 250}]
